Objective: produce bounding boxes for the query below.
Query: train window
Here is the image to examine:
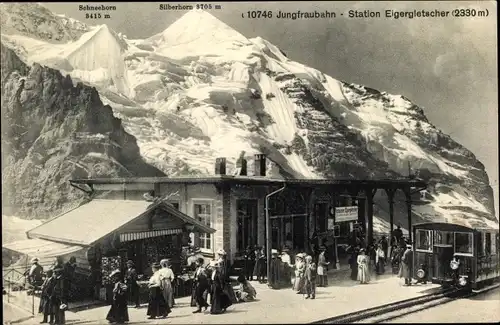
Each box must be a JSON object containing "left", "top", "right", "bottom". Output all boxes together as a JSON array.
[
  {"left": 494, "top": 234, "right": 499, "bottom": 255},
  {"left": 434, "top": 230, "right": 453, "bottom": 245},
  {"left": 485, "top": 233, "right": 492, "bottom": 255},
  {"left": 416, "top": 229, "right": 432, "bottom": 252},
  {"left": 477, "top": 232, "right": 484, "bottom": 256},
  {"left": 454, "top": 232, "right": 473, "bottom": 255}
]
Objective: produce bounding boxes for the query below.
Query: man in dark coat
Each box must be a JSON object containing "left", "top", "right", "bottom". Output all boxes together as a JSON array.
[
  {"left": 125, "top": 260, "right": 140, "bottom": 308},
  {"left": 399, "top": 244, "right": 414, "bottom": 286},
  {"left": 50, "top": 267, "right": 67, "bottom": 325},
  {"left": 379, "top": 236, "right": 389, "bottom": 264},
  {"left": 63, "top": 257, "right": 76, "bottom": 302},
  {"left": 243, "top": 246, "right": 255, "bottom": 281},
  {"left": 392, "top": 224, "right": 403, "bottom": 248},
  {"left": 191, "top": 258, "right": 209, "bottom": 313},
  {"left": 39, "top": 269, "right": 55, "bottom": 324}
]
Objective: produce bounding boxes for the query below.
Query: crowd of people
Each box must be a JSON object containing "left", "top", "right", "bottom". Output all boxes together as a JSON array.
[
  {"left": 28, "top": 224, "right": 417, "bottom": 324},
  {"left": 345, "top": 223, "right": 414, "bottom": 286},
  {"left": 32, "top": 256, "right": 77, "bottom": 325}
]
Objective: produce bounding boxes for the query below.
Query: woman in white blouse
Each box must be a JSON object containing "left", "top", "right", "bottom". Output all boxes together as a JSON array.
[
  {"left": 147, "top": 263, "right": 170, "bottom": 319},
  {"left": 158, "top": 259, "right": 175, "bottom": 308}
]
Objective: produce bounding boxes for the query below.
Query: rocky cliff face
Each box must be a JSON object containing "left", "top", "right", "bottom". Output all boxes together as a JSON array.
[
  {"left": 0, "top": 3, "right": 89, "bottom": 43},
  {"left": 1, "top": 43, "right": 164, "bottom": 218}
]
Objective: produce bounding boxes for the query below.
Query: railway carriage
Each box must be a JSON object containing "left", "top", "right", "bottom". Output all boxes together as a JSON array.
[{"left": 411, "top": 222, "right": 499, "bottom": 291}]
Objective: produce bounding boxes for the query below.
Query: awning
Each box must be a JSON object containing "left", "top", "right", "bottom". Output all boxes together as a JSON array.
[
  {"left": 27, "top": 199, "right": 156, "bottom": 245},
  {"left": 120, "top": 228, "right": 183, "bottom": 242},
  {"left": 27, "top": 199, "right": 216, "bottom": 246},
  {"left": 3, "top": 238, "right": 85, "bottom": 266}
]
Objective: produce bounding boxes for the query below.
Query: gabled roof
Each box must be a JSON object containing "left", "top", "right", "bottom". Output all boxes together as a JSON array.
[{"left": 27, "top": 199, "right": 215, "bottom": 246}]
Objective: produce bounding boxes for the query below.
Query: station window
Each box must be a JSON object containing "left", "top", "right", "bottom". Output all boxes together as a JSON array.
[
  {"left": 416, "top": 229, "right": 432, "bottom": 252},
  {"left": 454, "top": 232, "right": 473, "bottom": 255}
]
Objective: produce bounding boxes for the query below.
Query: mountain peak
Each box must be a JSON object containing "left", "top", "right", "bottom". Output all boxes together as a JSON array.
[{"left": 147, "top": 9, "right": 250, "bottom": 56}]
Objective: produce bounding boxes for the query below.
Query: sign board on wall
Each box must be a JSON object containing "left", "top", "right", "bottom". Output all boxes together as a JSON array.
[{"left": 335, "top": 206, "right": 359, "bottom": 222}]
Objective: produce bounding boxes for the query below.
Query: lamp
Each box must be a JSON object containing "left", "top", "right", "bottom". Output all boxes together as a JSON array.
[{"left": 184, "top": 224, "right": 195, "bottom": 232}]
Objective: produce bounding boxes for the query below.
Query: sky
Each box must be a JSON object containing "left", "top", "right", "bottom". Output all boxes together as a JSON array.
[{"left": 42, "top": 1, "right": 498, "bottom": 217}]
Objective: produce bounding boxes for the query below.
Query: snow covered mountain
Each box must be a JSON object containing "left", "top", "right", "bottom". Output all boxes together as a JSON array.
[{"left": 1, "top": 4, "right": 497, "bottom": 230}]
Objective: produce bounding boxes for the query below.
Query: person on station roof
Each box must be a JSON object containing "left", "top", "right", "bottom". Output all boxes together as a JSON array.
[{"left": 392, "top": 224, "right": 404, "bottom": 247}]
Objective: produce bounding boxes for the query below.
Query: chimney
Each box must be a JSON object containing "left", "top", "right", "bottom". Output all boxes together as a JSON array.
[
  {"left": 236, "top": 158, "right": 247, "bottom": 176},
  {"left": 254, "top": 154, "right": 266, "bottom": 176},
  {"left": 215, "top": 157, "right": 226, "bottom": 175}
]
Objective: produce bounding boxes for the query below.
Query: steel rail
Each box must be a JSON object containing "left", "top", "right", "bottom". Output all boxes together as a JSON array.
[
  {"left": 313, "top": 282, "right": 499, "bottom": 324},
  {"left": 367, "top": 282, "right": 500, "bottom": 324},
  {"left": 311, "top": 286, "right": 458, "bottom": 324}
]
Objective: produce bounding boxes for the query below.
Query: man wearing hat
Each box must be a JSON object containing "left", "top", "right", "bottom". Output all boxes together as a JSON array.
[
  {"left": 49, "top": 266, "right": 67, "bottom": 325},
  {"left": 399, "top": 244, "right": 414, "bottom": 286},
  {"left": 125, "top": 260, "right": 140, "bottom": 308},
  {"left": 28, "top": 257, "right": 44, "bottom": 290}
]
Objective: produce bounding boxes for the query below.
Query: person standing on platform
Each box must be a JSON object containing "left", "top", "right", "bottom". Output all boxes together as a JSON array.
[
  {"left": 159, "top": 259, "right": 175, "bottom": 309},
  {"left": 146, "top": 263, "right": 170, "bottom": 319},
  {"left": 280, "top": 247, "right": 292, "bottom": 286},
  {"left": 357, "top": 249, "right": 371, "bottom": 284},
  {"left": 50, "top": 267, "right": 67, "bottom": 325},
  {"left": 375, "top": 244, "right": 386, "bottom": 275},
  {"left": 253, "top": 247, "right": 266, "bottom": 283},
  {"left": 347, "top": 244, "right": 360, "bottom": 281},
  {"left": 268, "top": 249, "right": 281, "bottom": 289},
  {"left": 304, "top": 255, "right": 317, "bottom": 299},
  {"left": 379, "top": 236, "right": 389, "bottom": 265},
  {"left": 106, "top": 270, "right": 129, "bottom": 324},
  {"left": 191, "top": 257, "right": 209, "bottom": 313},
  {"left": 125, "top": 260, "right": 140, "bottom": 308},
  {"left": 209, "top": 261, "right": 232, "bottom": 315},
  {"left": 39, "top": 269, "right": 55, "bottom": 324},
  {"left": 216, "top": 249, "right": 238, "bottom": 303},
  {"left": 63, "top": 257, "right": 76, "bottom": 302},
  {"left": 243, "top": 246, "right": 255, "bottom": 281},
  {"left": 292, "top": 253, "right": 306, "bottom": 294},
  {"left": 399, "top": 244, "right": 413, "bottom": 286},
  {"left": 317, "top": 246, "right": 329, "bottom": 287}
]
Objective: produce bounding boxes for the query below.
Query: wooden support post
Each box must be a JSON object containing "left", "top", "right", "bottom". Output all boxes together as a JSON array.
[
  {"left": 385, "top": 188, "right": 396, "bottom": 240},
  {"left": 365, "top": 188, "right": 377, "bottom": 246},
  {"left": 405, "top": 189, "right": 412, "bottom": 242},
  {"left": 332, "top": 191, "right": 340, "bottom": 270}
]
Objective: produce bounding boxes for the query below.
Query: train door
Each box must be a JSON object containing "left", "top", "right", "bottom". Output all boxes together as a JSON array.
[{"left": 433, "top": 230, "right": 454, "bottom": 280}]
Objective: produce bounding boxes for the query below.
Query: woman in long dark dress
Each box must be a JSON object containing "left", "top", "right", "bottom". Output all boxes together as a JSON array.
[
  {"left": 146, "top": 263, "right": 171, "bottom": 319},
  {"left": 106, "top": 270, "right": 129, "bottom": 324},
  {"left": 216, "top": 249, "right": 237, "bottom": 303},
  {"left": 209, "top": 261, "right": 232, "bottom": 315}
]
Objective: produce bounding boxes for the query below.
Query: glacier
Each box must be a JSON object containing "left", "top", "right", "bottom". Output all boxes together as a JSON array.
[{"left": 0, "top": 5, "right": 497, "bottom": 231}]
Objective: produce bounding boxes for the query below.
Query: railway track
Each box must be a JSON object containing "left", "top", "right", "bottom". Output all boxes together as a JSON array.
[{"left": 312, "top": 283, "right": 500, "bottom": 324}]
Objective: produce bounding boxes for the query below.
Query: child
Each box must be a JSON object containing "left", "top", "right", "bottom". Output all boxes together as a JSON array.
[
  {"left": 304, "top": 255, "right": 317, "bottom": 299},
  {"left": 235, "top": 275, "right": 257, "bottom": 302}
]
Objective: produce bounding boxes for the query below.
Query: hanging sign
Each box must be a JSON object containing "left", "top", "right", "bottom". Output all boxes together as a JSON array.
[{"left": 335, "top": 206, "right": 358, "bottom": 222}]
